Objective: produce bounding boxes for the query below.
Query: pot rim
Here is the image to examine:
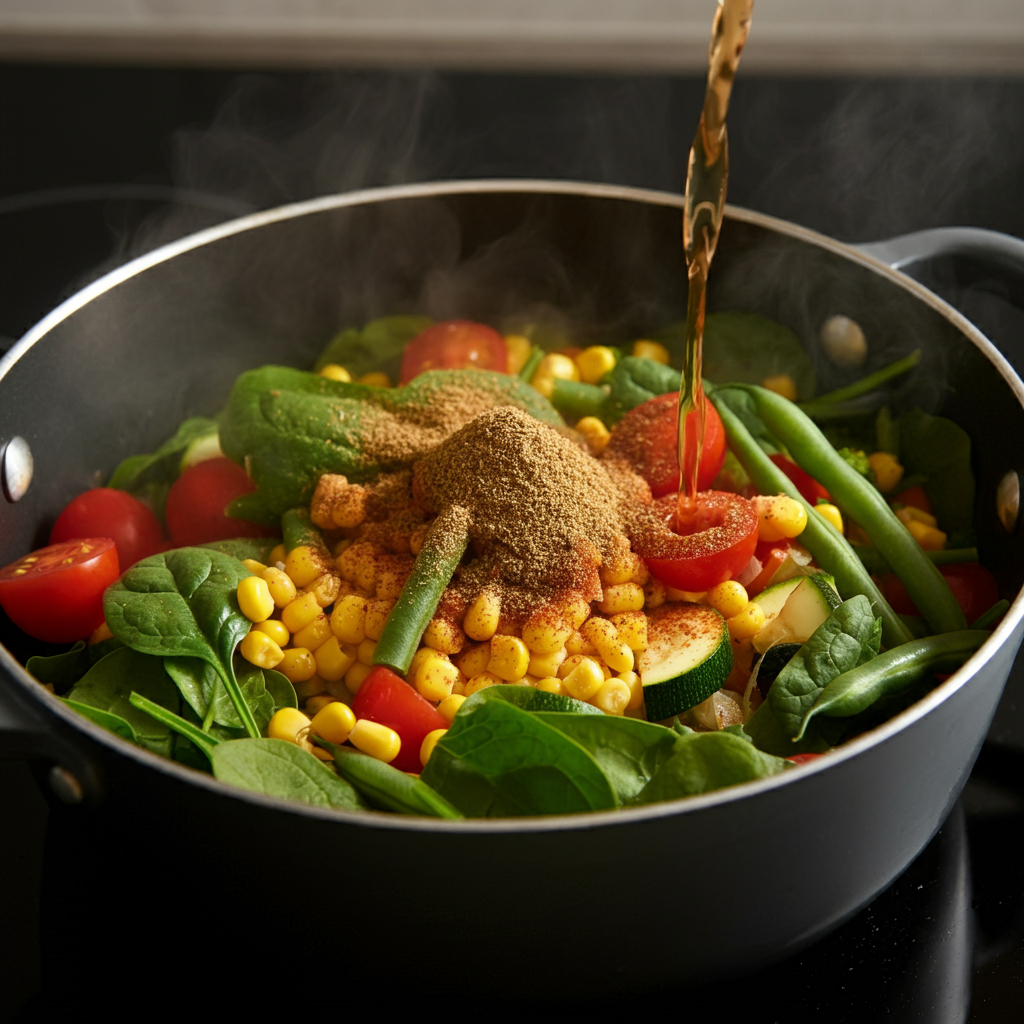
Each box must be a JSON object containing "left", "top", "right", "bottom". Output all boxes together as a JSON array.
[{"left": 4, "top": 178, "right": 1023, "bottom": 831}]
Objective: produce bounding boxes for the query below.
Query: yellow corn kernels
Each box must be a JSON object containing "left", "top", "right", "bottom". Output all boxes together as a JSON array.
[
  {"left": 464, "top": 590, "right": 501, "bottom": 641},
  {"left": 364, "top": 599, "right": 393, "bottom": 640},
  {"left": 284, "top": 546, "right": 323, "bottom": 588},
  {"left": 349, "top": 719, "right": 401, "bottom": 762},
  {"left": 314, "top": 636, "right": 357, "bottom": 682},
  {"left": 407, "top": 646, "right": 449, "bottom": 677},
  {"left": 591, "top": 677, "right": 631, "bottom": 716},
  {"left": 239, "top": 630, "right": 284, "bottom": 669},
  {"left": 868, "top": 451, "right": 904, "bottom": 493},
  {"left": 632, "top": 339, "right": 670, "bottom": 364},
  {"left": 437, "top": 693, "right": 467, "bottom": 722},
  {"left": 281, "top": 592, "right": 322, "bottom": 634},
  {"left": 598, "top": 583, "right": 645, "bottom": 615},
  {"left": 561, "top": 592, "right": 591, "bottom": 630},
  {"left": 237, "top": 575, "right": 275, "bottom": 623},
  {"left": 292, "top": 613, "right": 331, "bottom": 653},
  {"left": 504, "top": 334, "right": 533, "bottom": 375},
  {"left": 581, "top": 617, "right": 634, "bottom": 674},
  {"left": 565, "top": 630, "right": 599, "bottom": 657},
  {"left": 576, "top": 416, "right": 611, "bottom": 455},
  {"left": 414, "top": 657, "right": 461, "bottom": 702},
  {"left": 262, "top": 566, "right": 297, "bottom": 607},
  {"left": 609, "top": 611, "right": 647, "bottom": 652},
  {"left": 277, "top": 648, "right": 317, "bottom": 684},
  {"left": 562, "top": 658, "right": 605, "bottom": 701},
  {"left": 533, "top": 352, "right": 579, "bottom": 384},
  {"left": 331, "top": 594, "right": 367, "bottom": 645},
  {"left": 727, "top": 602, "right": 766, "bottom": 641},
  {"left": 252, "top": 618, "right": 289, "bottom": 648},
  {"left": 815, "top": 503, "right": 844, "bottom": 534},
  {"left": 241, "top": 558, "right": 268, "bottom": 576},
  {"left": 536, "top": 676, "right": 565, "bottom": 695},
  {"left": 487, "top": 635, "right": 530, "bottom": 681},
  {"left": 374, "top": 568, "right": 407, "bottom": 602},
  {"left": 344, "top": 661, "right": 373, "bottom": 695},
  {"left": 707, "top": 580, "right": 749, "bottom": 619},
  {"left": 619, "top": 670, "right": 644, "bottom": 712},
  {"left": 643, "top": 577, "right": 667, "bottom": 609},
  {"left": 294, "top": 674, "right": 327, "bottom": 700},
  {"left": 751, "top": 494, "right": 808, "bottom": 542},
  {"left": 761, "top": 374, "right": 798, "bottom": 401},
  {"left": 423, "top": 618, "right": 465, "bottom": 655},
  {"left": 897, "top": 506, "right": 939, "bottom": 529},
  {"left": 455, "top": 642, "right": 492, "bottom": 679},
  {"left": 521, "top": 610, "right": 573, "bottom": 655},
  {"left": 575, "top": 345, "right": 617, "bottom": 384},
  {"left": 268, "top": 543, "right": 287, "bottom": 566},
  {"left": 310, "top": 701, "right": 357, "bottom": 744},
  {"left": 268, "top": 708, "right": 312, "bottom": 745},
  {"left": 304, "top": 694, "right": 337, "bottom": 717},
  {"left": 337, "top": 541, "right": 378, "bottom": 591},
  {"left": 464, "top": 671, "right": 503, "bottom": 697},
  {"left": 331, "top": 483, "right": 367, "bottom": 529},
  {"left": 905, "top": 518, "right": 947, "bottom": 551},
  {"left": 318, "top": 363, "right": 352, "bottom": 382},
  {"left": 357, "top": 371, "right": 391, "bottom": 388},
  {"left": 419, "top": 728, "right": 448, "bottom": 767},
  {"left": 528, "top": 646, "right": 567, "bottom": 679},
  {"left": 356, "top": 638, "right": 377, "bottom": 666},
  {"left": 89, "top": 621, "right": 114, "bottom": 646},
  {"left": 303, "top": 572, "right": 341, "bottom": 608}
]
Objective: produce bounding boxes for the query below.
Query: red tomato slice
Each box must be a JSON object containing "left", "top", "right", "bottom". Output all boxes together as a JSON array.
[
  {"left": 768, "top": 455, "right": 831, "bottom": 505},
  {"left": 604, "top": 392, "right": 727, "bottom": 497},
  {"left": 164, "top": 457, "right": 278, "bottom": 548},
  {"left": 879, "top": 562, "right": 999, "bottom": 626},
  {"left": 400, "top": 320, "right": 509, "bottom": 384},
  {"left": 50, "top": 487, "right": 166, "bottom": 570},
  {"left": 635, "top": 490, "right": 759, "bottom": 592},
  {"left": 351, "top": 666, "right": 451, "bottom": 773},
  {"left": 0, "top": 538, "right": 120, "bottom": 643}
]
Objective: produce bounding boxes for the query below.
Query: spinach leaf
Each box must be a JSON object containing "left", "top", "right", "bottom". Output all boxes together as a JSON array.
[
  {"left": 61, "top": 699, "right": 138, "bottom": 745},
  {"left": 164, "top": 657, "right": 282, "bottom": 730},
  {"left": 211, "top": 738, "right": 367, "bottom": 811},
  {"left": 634, "top": 728, "right": 789, "bottom": 803},
  {"left": 745, "top": 596, "right": 882, "bottom": 756},
  {"left": 313, "top": 315, "right": 434, "bottom": 380},
  {"left": 108, "top": 416, "right": 218, "bottom": 491},
  {"left": 103, "top": 547, "right": 260, "bottom": 737},
  {"left": 420, "top": 697, "right": 617, "bottom": 817},
  {"left": 27, "top": 641, "right": 91, "bottom": 693},
  {"left": 898, "top": 408, "right": 974, "bottom": 529},
  {"left": 321, "top": 743, "right": 460, "bottom": 818},
  {"left": 129, "top": 690, "right": 221, "bottom": 761},
  {"left": 64, "top": 646, "right": 180, "bottom": 756},
  {"left": 200, "top": 538, "right": 282, "bottom": 564},
  {"left": 600, "top": 356, "right": 680, "bottom": 424}
]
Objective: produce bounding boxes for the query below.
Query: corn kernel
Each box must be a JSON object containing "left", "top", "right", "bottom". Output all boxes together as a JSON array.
[
  {"left": 562, "top": 658, "right": 605, "bottom": 701},
  {"left": 267, "top": 707, "right": 311, "bottom": 745},
  {"left": 294, "top": 674, "right": 327, "bottom": 700},
  {"left": 292, "top": 613, "right": 331, "bottom": 653},
  {"left": 528, "top": 646, "right": 567, "bottom": 678},
  {"left": 375, "top": 568, "right": 407, "bottom": 602},
  {"left": 364, "top": 598, "right": 393, "bottom": 640},
  {"left": 575, "top": 416, "right": 611, "bottom": 455},
  {"left": 302, "top": 572, "right": 341, "bottom": 608},
  {"left": 409, "top": 523, "right": 430, "bottom": 556},
  {"left": 356, "top": 638, "right": 377, "bottom": 666},
  {"left": 815, "top": 503, "right": 844, "bottom": 534},
  {"left": 281, "top": 591, "right": 322, "bottom": 633},
  {"left": 455, "top": 641, "right": 492, "bottom": 679},
  {"left": 666, "top": 585, "right": 704, "bottom": 602},
  {"left": 311, "top": 701, "right": 357, "bottom": 744},
  {"left": 581, "top": 617, "right": 634, "bottom": 673},
  {"left": 252, "top": 618, "right": 289, "bottom": 648},
  {"left": 268, "top": 543, "right": 287, "bottom": 566},
  {"left": 89, "top": 621, "right": 114, "bottom": 645},
  {"left": 239, "top": 630, "right": 284, "bottom": 669},
  {"left": 532, "top": 352, "right": 579, "bottom": 385},
  {"left": 727, "top": 603, "right": 766, "bottom": 640},
  {"left": 349, "top": 719, "right": 401, "bottom": 762},
  {"left": 598, "top": 583, "right": 645, "bottom": 615},
  {"left": 344, "top": 661, "right": 373, "bottom": 695},
  {"left": 868, "top": 451, "right": 904, "bottom": 493},
  {"left": 565, "top": 630, "right": 599, "bottom": 657},
  {"left": 762, "top": 374, "right": 798, "bottom": 400},
  {"left": 304, "top": 694, "right": 337, "bottom": 717},
  {"left": 331, "top": 483, "right": 367, "bottom": 529},
  {"left": 337, "top": 541, "right": 378, "bottom": 591},
  {"left": 560, "top": 592, "right": 591, "bottom": 630},
  {"left": 419, "top": 728, "right": 448, "bottom": 767},
  {"left": 609, "top": 611, "right": 647, "bottom": 652},
  {"left": 241, "top": 558, "right": 268, "bottom": 576},
  {"left": 314, "top": 636, "right": 357, "bottom": 682},
  {"left": 277, "top": 647, "right": 317, "bottom": 684},
  {"left": 318, "top": 363, "right": 352, "bottom": 382},
  {"left": 464, "top": 671, "right": 503, "bottom": 696},
  {"left": 237, "top": 575, "right": 275, "bottom": 623},
  {"left": 618, "top": 670, "right": 644, "bottom": 711},
  {"left": 905, "top": 518, "right": 948, "bottom": 551},
  {"left": 575, "top": 345, "right": 617, "bottom": 384},
  {"left": 558, "top": 654, "right": 592, "bottom": 679},
  {"left": 407, "top": 646, "right": 449, "bottom": 677},
  {"left": 437, "top": 693, "right": 467, "bottom": 722},
  {"left": 600, "top": 544, "right": 641, "bottom": 586},
  {"left": 632, "top": 339, "right": 670, "bottom": 364},
  {"left": 464, "top": 590, "right": 501, "bottom": 641},
  {"left": 331, "top": 594, "right": 368, "bottom": 645},
  {"left": 536, "top": 676, "right": 565, "bottom": 695},
  {"left": 415, "top": 657, "right": 461, "bottom": 702},
  {"left": 643, "top": 577, "right": 667, "bottom": 609},
  {"left": 591, "top": 677, "right": 631, "bottom": 715},
  {"left": 423, "top": 618, "right": 465, "bottom": 655},
  {"left": 521, "top": 610, "right": 573, "bottom": 655},
  {"left": 707, "top": 580, "right": 749, "bottom": 619},
  {"left": 504, "top": 334, "right": 533, "bottom": 375},
  {"left": 284, "top": 545, "right": 323, "bottom": 588},
  {"left": 487, "top": 635, "right": 530, "bottom": 681},
  {"left": 262, "top": 566, "right": 298, "bottom": 607},
  {"left": 357, "top": 371, "right": 391, "bottom": 388},
  {"left": 752, "top": 494, "right": 808, "bottom": 542},
  {"left": 897, "top": 506, "right": 939, "bottom": 529}
]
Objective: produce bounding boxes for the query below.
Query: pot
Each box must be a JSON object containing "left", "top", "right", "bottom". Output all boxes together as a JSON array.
[{"left": 2, "top": 181, "right": 1023, "bottom": 1004}]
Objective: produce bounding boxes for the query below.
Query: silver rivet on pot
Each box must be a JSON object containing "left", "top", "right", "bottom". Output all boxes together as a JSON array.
[
  {"left": 48, "top": 765, "right": 84, "bottom": 805},
  {"left": 1, "top": 435, "right": 33, "bottom": 502},
  {"left": 996, "top": 470, "right": 1020, "bottom": 534}
]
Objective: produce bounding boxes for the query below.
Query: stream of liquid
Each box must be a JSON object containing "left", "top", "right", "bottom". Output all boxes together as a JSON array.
[{"left": 677, "top": 0, "right": 754, "bottom": 513}]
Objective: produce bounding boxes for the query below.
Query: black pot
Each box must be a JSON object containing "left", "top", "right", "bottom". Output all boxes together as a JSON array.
[{"left": 2, "top": 181, "right": 1023, "bottom": 1005}]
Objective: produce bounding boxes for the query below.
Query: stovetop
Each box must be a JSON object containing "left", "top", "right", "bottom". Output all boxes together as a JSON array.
[{"left": 2, "top": 64, "right": 1023, "bottom": 1022}]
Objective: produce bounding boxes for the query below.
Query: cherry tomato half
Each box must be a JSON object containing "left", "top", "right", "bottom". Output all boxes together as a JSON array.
[
  {"left": 0, "top": 538, "right": 119, "bottom": 643},
  {"left": 768, "top": 454, "right": 831, "bottom": 505},
  {"left": 351, "top": 666, "right": 451, "bottom": 773},
  {"left": 635, "top": 490, "right": 760, "bottom": 592},
  {"left": 165, "top": 457, "right": 278, "bottom": 548},
  {"left": 400, "top": 320, "right": 509, "bottom": 384},
  {"left": 879, "top": 562, "right": 999, "bottom": 626},
  {"left": 604, "top": 392, "right": 727, "bottom": 497},
  {"left": 50, "top": 487, "right": 166, "bottom": 570}
]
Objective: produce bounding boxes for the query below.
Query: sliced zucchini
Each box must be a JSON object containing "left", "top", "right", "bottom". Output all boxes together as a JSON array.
[
  {"left": 179, "top": 431, "right": 222, "bottom": 472},
  {"left": 638, "top": 603, "right": 733, "bottom": 721},
  {"left": 752, "top": 572, "right": 840, "bottom": 653}
]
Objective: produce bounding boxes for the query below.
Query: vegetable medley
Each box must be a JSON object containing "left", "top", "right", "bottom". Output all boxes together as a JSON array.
[{"left": 0, "top": 311, "right": 1004, "bottom": 818}]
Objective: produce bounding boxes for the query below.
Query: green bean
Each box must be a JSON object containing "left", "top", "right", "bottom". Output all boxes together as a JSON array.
[
  {"left": 737, "top": 385, "right": 968, "bottom": 636},
  {"left": 710, "top": 391, "right": 912, "bottom": 647},
  {"left": 794, "top": 629, "right": 989, "bottom": 740},
  {"left": 550, "top": 378, "right": 607, "bottom": 420},
  {"left": 518, "top": 345, "right": 546, "bottom": 383},
  {"left": 972, "top": 600, "right": 1010, "bottom": 630},
  {"left": 798, "top": 349, "right": 921, "bottom": 414},
  {"left": 853, "top": 545, "right": 978, "bottom": 576}
]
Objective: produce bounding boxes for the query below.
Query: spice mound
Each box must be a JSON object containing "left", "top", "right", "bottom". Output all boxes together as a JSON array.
[{"left": 412, "top": 406, "right": 637, "bottom": 589}]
